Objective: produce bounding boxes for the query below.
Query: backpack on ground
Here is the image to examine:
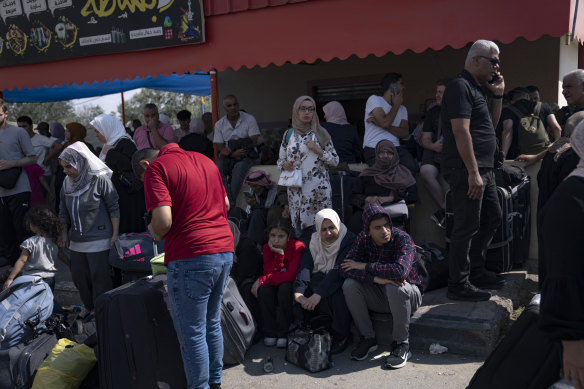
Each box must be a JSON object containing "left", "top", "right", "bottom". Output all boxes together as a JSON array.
[
  {"left": 0, "top": 276, "right": 54, "bottom": 350},
  {"left": 508, "top": 102, "right": 550, "bottom": 155},
  {"left": 221, "top": 277, "right": 255, "bottom": 365}
]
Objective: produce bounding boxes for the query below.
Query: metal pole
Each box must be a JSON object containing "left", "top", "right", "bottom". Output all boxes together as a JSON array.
[
  {"left": 210, "top": 69, "right": 219, "bottom": 161},
  {"left": 121, "top": 91, "right": 126, "bottom": 126}
]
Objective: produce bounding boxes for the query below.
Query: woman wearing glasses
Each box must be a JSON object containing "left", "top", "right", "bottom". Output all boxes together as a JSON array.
[{"left": 278, "top": 96, "right": 339, "bottom": 241}]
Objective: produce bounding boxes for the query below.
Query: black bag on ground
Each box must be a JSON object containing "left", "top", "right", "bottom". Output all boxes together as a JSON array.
[
  {"left": 0, "top": 333, "right": 58, "bottom": 389},
  {"left": 467, "top": 297, "right": 561, "bottom": 389},
  {"left": 95, "top": 275, "right": 186, "bottom": 389},
  {"left": 485, "top": 186, "right": 514, "bottom": 274},
  {"left": 510, "top": 177, "right": 531, "bottom": 267},
  {"left": 221, "top": 277, "right": 256, "bottom": 365},
  {"left": 415, "top": 244, "right": 449, "bottom": 293},
  {"left": 285, "top": 317, "right": 332, "bottom": 373}
]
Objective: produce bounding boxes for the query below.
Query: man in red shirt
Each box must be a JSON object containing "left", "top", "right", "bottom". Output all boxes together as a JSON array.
[{"left": 133, "top": 144, "right": 234, "bottom": 389}]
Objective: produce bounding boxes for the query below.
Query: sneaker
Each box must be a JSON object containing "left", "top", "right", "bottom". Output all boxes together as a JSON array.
[
  {"left": 210, "top": 384, "right": 221, "bottom": 389},
  {"left": 470, "top": 271, "right": 506, "bottom": 290},
  {"left": 430, "top": 209, "right": 446, "bottom": 229},
  {"left": 447, "top": 283, "right": 491, "bottom": 302},
  {"left": 276, "top": 338, "right": 287, "bottom": 348},
  {"left": 331, "top": 336, "right": 350, "bottom": 355},
  {"left": 350, "top": 337, "right": 378, "bottom": 361},
  {"left": 264, "top": 337, "right": 277, "bottom": 347},
  {"left": 384, "top": 342, "right": 411, "bottom": 369}
]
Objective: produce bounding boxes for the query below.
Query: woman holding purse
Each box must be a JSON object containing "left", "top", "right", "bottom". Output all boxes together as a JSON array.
[{"left": 277, "top": 96, "right": 339, "bottom": 240}]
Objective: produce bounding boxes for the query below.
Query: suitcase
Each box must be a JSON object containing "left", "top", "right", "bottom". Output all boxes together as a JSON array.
[
  {"left": 0, "top": 333, "right": 58, "bottom": 389},
  {"left": 510, "top": 177, "right": 531, "bottom": 267},
  {"left": 467, "top": 298, "right": 561, "bottom": 389},
  {"left": 95, "top": 275, "right": 186, "bottom": 389},
  {"left": 485, "top": 186, "right": 514, "bottom": 274},
  {"left": 331, "top": 172, "right": 358, "bottom": 223},
  {"left": 221, "top": 277, "right": 256, "bottom": 365}
]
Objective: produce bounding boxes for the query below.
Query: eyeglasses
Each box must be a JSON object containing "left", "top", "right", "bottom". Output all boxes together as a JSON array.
[
  {"left": 298, "top": 107, "right": 315, "bottom": 113},
  {"left": 479, "top": 56, "right": 500, "bottom": 67}
]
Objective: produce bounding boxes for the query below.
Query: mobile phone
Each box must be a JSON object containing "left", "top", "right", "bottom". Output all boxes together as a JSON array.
[
  {"left": 389, "top": 82, "right": 400, "bottom": 95},
  {"left": 489, "top": 73, "right": 501, "bottom": 84}
]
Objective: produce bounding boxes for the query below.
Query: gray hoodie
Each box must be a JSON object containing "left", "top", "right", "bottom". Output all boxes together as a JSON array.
[{"left": 59, "top": 175, "right": 120, "bottom": 243}]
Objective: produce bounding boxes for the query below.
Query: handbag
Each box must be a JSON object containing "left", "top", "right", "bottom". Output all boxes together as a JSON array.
[
  {"left": 285, "top": 324, "right": 332, "bottom": 373},
  {"left": 0, "top": 167, "right": 22, "bottom": 189},
  {"left": 278, "top": 168, "right": 302, "bottom": 187}
]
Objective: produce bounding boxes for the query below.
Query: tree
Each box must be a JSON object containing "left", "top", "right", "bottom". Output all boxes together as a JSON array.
[
  {"left": 118, "top": 89, "right": 211, "bottom": 126},
  {"left": 6, "top": 101, "right": 77, "bottom": 124},
  {"left": 76, "top": 104, "right": 104, "bottom": 128}
]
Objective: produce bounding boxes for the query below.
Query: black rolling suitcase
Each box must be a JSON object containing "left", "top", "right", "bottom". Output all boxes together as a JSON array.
[
  {"left": 95, "top": 275, "right": 186, "bottom": 389},
  {"left": 221, "top": 277, "right": 256, "bottom": 365},
  {"left": 510, "top": 177, "right": 531, "bottom": 267},
  {"left": 0, "top": 333, "right": 57, "bottom": 389},
  {"left": 467, "top": 297, "right": 561, "bottom": 389},
  {"left": 485, "top": 186, "right": 514, "bottom": 274}
]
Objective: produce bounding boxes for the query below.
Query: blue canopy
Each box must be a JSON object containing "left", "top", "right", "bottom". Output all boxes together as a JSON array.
[{"left": 2, "top": 73, "right": 211, "bottom": 103}]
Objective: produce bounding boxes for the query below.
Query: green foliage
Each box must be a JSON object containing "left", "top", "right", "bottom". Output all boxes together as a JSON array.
[
  {"left": 7, "top": 100, "right": 77, "bottom": 124},
  {"left": 118, "top": 89, "right": 211, "bottom": 126}
]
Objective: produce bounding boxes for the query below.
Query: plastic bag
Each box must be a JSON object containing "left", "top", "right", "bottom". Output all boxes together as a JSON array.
[
  {"left": 150, "top": 253, "right": 166, "bottom": 275},
  {"left": 32, "top": 338, "right": 96, "bottom": 389}
]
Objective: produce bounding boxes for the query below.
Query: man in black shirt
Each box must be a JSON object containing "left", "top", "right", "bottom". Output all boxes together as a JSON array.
[
  {"left": 500, "top": 87, "right": 561, "bottom": 159},
  {"left": 441, "top": 39, "right": 506, "bottom": 302}
]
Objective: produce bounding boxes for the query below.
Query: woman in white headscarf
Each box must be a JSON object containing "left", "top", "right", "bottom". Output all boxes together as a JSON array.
[
  {"left": 58, "top": 141, "right": 120, "bottom": 310},
  {"left": 91, "top": 114, "right": 146, "bottom": 234},
  {"left": 293, "top": 208, "right": 356, "bottom": 354}
]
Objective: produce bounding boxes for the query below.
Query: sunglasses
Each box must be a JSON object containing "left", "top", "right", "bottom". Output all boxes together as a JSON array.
[{"left": 479, "top": 56, "right": 500, "bottom": 67}]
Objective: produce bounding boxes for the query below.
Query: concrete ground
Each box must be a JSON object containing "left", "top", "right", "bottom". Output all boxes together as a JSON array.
[{"left": 221, "top": 342, "right": 484, "bottom": 389}]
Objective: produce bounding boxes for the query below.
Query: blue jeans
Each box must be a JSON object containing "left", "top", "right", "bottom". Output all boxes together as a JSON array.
[{"left": 166, "top": 252, "right": 233, "bottom": 389}]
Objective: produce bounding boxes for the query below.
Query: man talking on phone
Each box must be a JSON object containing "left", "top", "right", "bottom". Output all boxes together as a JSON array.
[{"left": 441, "top": 39, "right": 506, "bottom": 302}]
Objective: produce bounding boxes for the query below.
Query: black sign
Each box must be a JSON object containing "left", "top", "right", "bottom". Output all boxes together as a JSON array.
[{"left": 0, "top": 0, "right": 205, "bottom": 67}]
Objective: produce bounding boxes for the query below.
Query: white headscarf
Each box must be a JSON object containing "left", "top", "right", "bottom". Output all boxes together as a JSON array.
[
  {"left": 90, "top": 114, "right": 134, "bottom": 161},
  {"left": 59, "top": 141, "right": 112, "bottom": 196},
  {"left": 567, "top": 121, "right": 584, "bottom": 180},
  {"left": 310, "top": 209, "right": 348, "bottom": 274}
]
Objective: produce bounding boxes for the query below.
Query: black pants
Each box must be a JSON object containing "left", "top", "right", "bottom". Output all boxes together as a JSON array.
[
  {"left": 444, "top": 168, "right": 501, "bottom": 287},
  {"left": 257, "top": 282, "right": 293, "bottom": 338},
  {"left": 363, "top": 146, "right": 420, "bottom": 174},
  {"left": 0, "top": 192, "right": 32, "bottom": 265},
  {"left": 292, "top": 285, "right": 351, "bottom": 339}
]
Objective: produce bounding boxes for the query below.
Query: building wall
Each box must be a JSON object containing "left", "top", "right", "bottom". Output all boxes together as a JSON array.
[{"left": 217, "top": 35, "right": 567, "bottom": 125}]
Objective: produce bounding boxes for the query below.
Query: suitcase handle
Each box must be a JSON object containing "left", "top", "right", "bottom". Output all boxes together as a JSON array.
[{"left": 239, "top": 312, "right": 250, "bottom": 326}]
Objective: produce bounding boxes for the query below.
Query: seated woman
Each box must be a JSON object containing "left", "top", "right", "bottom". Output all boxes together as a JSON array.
[
  {"left": 293, "top": 208, "right": 356, "bottom": 354},
  {"left": 348, "top": 140, "right": 417, "bottom": 234},
  {"left": 251, "top": 218, "right": 304, "bottom": 348}
]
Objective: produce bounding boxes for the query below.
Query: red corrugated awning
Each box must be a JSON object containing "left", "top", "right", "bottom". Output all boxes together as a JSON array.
[{"left": 1, "top": 0, "right": 581, "bottom": 91}]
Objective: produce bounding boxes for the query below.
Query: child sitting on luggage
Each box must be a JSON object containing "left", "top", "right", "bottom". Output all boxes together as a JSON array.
[
  {"left": 2, "top": 207, "right": 65, "bottom": 291},
  {"left": 251, "top": 218, "right": 305, "bottom": 348}
]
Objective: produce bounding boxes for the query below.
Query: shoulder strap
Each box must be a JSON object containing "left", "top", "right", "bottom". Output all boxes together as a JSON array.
[
  {"left": 507, "top": 105, "right": 524, "bottom": 120},
  {"left": 533, "top": 102, "right": 542, "bottom": 116},
  {"left": 283, "top": 128, "right": 293, "bottom": 146}
]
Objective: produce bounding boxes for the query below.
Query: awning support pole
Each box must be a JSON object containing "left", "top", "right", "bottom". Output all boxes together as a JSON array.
[
  {"left": 121, "top": 92, "right": 126, "bottom": 127},
  {"left": 210, "top": 69, "right": 219, "bottom": 161}
]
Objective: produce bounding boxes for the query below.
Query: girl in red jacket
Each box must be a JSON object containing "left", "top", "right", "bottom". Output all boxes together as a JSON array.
[{"left": 251, "top": 218, "right": 305, "bottom": 348}]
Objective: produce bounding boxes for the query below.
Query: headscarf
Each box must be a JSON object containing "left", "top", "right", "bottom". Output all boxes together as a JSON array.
[
  {"left": 189, "top": 118, "right": 205, "bottom": 134},
  {"left": 65, "top": 122, "right": 87, "bottom": 147},
  {"left": 310, "top": 209, "right": 348, "bottom": 274},
  {"left": 243, "top": 170, "right": 274, "bottom": 189},
  {"left": 59, "top": 141, "right": 112, "bottom": 196},
  {"left": 228, "top": 219, "right": 241, "bottom": 262},
  {"left": 90, "top": 114, "right": 134, "bottom": 160},
  {"left": 360, "top": 140, "right": 416, "bottom": 190},
  {"left": 292, "top": 95, "right": 331, "bottom": 147},
  {"left": 50, "top": 122, "right": 65, "bottom": 143},
  {"left": 323, "top": 101, "right": 349, "bottom": 125},
  {"left": 567, "top": 121, "right": 584, "bottom": 180}
]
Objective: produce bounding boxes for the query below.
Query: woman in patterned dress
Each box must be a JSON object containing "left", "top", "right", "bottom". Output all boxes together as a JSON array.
[{"left": 277, "top": 96, "right": 339, "bottom": 239}]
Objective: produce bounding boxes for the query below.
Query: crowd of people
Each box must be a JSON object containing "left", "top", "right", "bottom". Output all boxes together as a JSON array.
[{"left": 0, "top": 38, "right": 582, "bottom": 389}]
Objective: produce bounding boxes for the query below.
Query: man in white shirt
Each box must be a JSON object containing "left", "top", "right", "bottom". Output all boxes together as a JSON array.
[
  {"left": 214, "top": 95, "right": 260, "bottom": 204},
  {"left": 17, "top": 116, "right": 62, "bottom": 177},
  {"left": 363, "top": 73, "right": 419, "bottom": 173}
]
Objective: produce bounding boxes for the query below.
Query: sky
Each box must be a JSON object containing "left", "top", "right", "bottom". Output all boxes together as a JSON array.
[{"left": 71, "top": 89, "right": 141, "bottom": 117}]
